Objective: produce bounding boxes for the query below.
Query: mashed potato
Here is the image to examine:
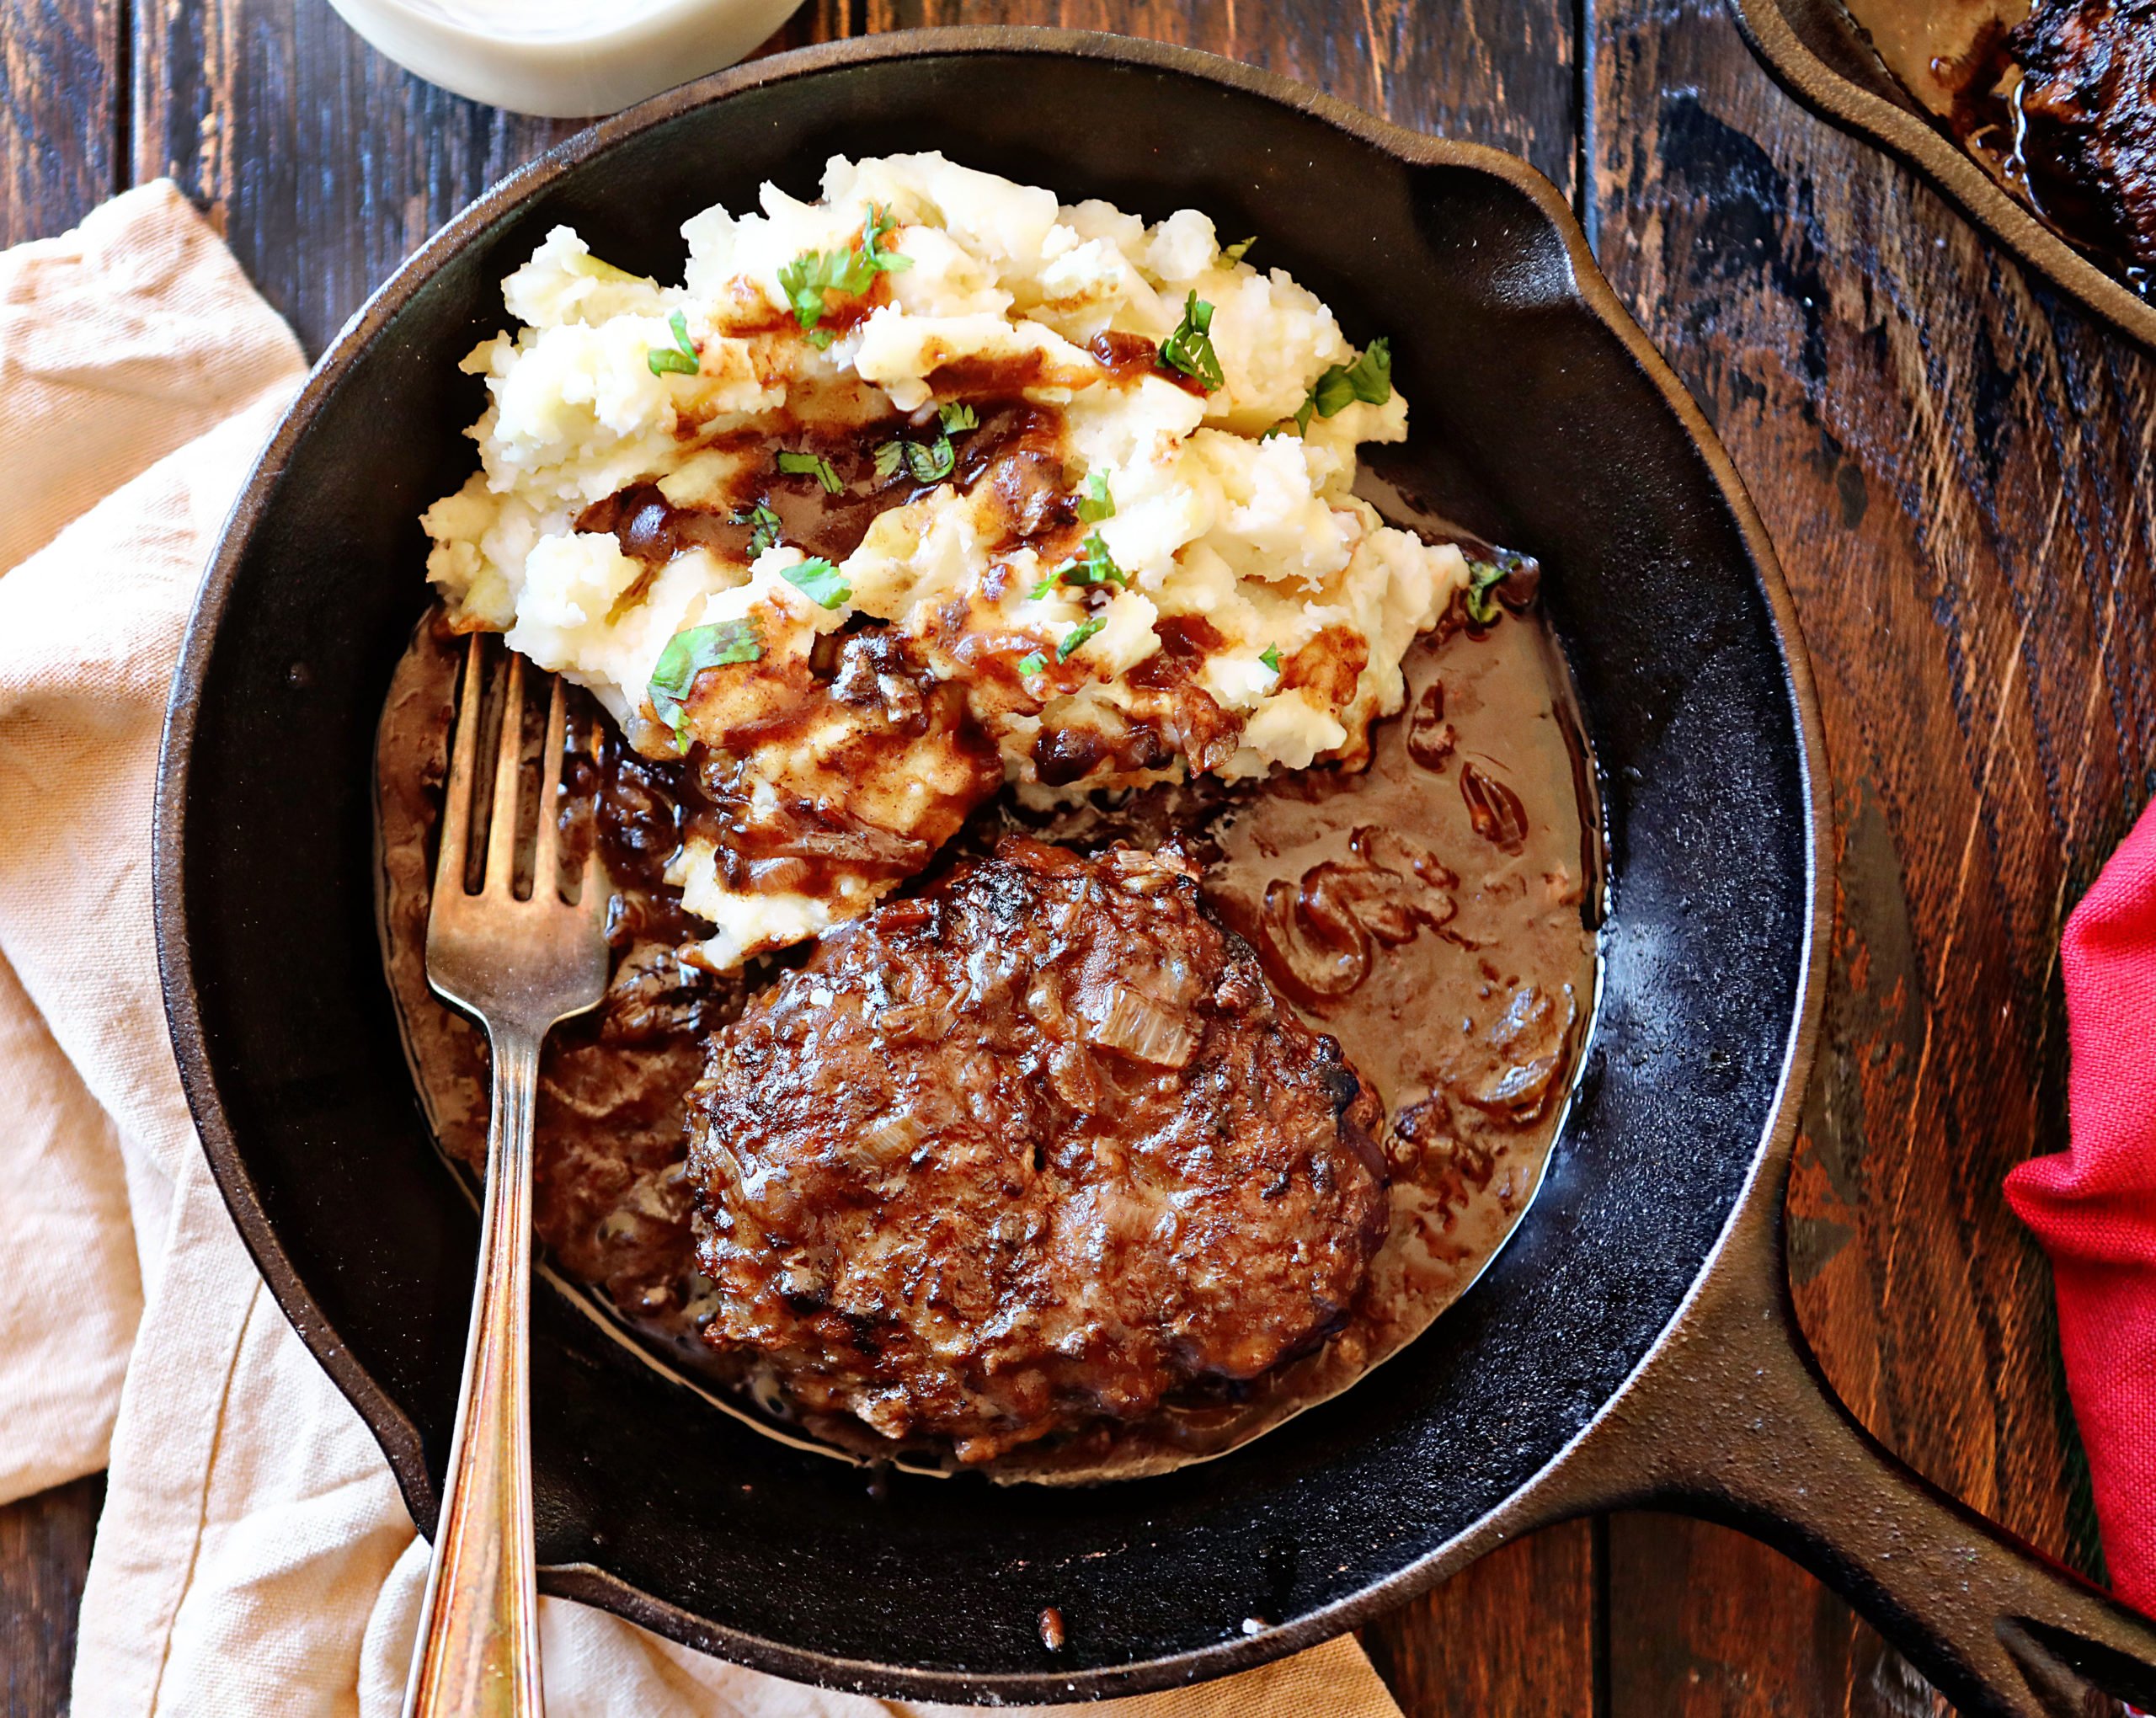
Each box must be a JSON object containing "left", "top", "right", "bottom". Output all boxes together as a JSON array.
[{"left": 424, "top": 152, "right": 1471, "bottom": 968}]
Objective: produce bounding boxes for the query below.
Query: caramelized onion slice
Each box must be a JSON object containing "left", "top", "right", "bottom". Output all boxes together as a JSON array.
[{"left": 1079, "top": 980, "right": 1201, "bottom": 1067}]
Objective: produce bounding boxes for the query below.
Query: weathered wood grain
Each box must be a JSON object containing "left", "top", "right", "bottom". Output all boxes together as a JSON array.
[
  {"left": 1609, "top": 1513, "right": 1954, "bottom": 1718},
  {"left": 129, "top": 0, "right": 847, "bottom": 355},
  {"left": 0, "top": 0, "right": 120, "bottom": 247},
  {"left": 1362, "top": 1521, "right": 1599, "bottom": 1716},
  {"left": 0, "top": 1476, "right": 103, "bottom": 1718},
  {"left": 866, "top": 0, "right": 1578, "bottom": 204},
  {"left": 1591, "top": 0, "right": 2151, "bottom": 1566},
  {"left": 1588, "top": 0, "right": 2154, "bottom": 1705}
]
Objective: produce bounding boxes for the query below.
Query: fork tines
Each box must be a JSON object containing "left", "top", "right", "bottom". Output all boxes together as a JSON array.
[{"left": 433, "top": 633, "right": 597, "bottom": 910}]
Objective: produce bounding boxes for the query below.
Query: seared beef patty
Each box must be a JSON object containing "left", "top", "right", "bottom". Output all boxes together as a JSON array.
[
  {"left": 684, "top": 836, "right": 1390, "bottom": 1462},
  {"left": 2009, "top": 0, "right": 2156, "bottom": 269}
]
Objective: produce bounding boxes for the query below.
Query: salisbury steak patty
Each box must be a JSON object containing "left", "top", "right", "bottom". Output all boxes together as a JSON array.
[{"left": 685, "top": 836, "right": 1390, "bottom": 1462}]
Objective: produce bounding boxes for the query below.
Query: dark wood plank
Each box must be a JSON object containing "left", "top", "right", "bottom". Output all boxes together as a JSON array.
[
  {"left": 1609, "top": 1513, "right": 1952, "bottom": 1718},
  {"left": 1587, "top": 0, "right": 2156, "bottom": 1705},
  {"left": 130, "top": 0, "right": 846, "bottom": 356},
  {"left": 867, "top": 0, "right": 1577, "bottom": 202},
  {"left": 1362, "top": 1522, "right": 1599, "bottom": 1717},
  {"left": 0, "top": 0, "right": 120, "bottom": 246},
  {"left": 0, "top": 1475, "right": 104, "bottom": 1718}
]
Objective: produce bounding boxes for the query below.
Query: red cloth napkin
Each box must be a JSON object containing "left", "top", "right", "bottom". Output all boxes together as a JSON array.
[{"left": 2006, "top": 799, "right": 2156, "bottom": 1614}]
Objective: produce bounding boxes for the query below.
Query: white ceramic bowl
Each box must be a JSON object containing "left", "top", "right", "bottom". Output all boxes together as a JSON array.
[{"left": 323, "top": 0, "right": 805, "bottom": 117}]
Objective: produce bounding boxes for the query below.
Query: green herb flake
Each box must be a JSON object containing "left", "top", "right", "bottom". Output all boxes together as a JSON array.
[
  {"left": 647, "top": 619, "right": 764, "bottom": 749},
  {"left": 1031, "top": 531, "right": 1128, "bottom": 599},
  {"left": 861, "top": 203, "right": 913, "bottom": 275},
  {"left": 1075, "top": 472, "right": 1115, "bottom": 523},
  {"left": 783, "top": 556, "right": 851, "bottom": 610},
  {"left": 938, "top": 401, "right": 978, "bottom": 433},
  {"left": 1260, "top": 644, "right": 1281, "bottom": 675},
  {"left": 1056, "top": 616, "right": 1108, "bottom": 663},
  {"left": 1015, "top": 650, "right": 1048, "bottom": 678},
  {"left": 776, "top": 449, "right": 843, "bottom": 494},
  {"left": 1066, "top": 532, "right": 1126, "bottom": 588},
  {"left": 1156, "top": 291, "right": 1225, "bottom": 391},
  {"left": 878, "top": 432, "right": 954, "bottom": 485},
  {"left": 776, "top": 203, "right": 912, "bottom": 339},
  {"left": 1299, "top": 336, "right": 1393, "bottom": 430},
  {"left": 907, "top": 433, "right": 955, "bottom": 483},
  {"left": 646, "top": 310, "right": 701, "bottom": 376},
  {"left": 730, "top": 500, "right": 783, "bottom": 558},
  {"left": 1464, "top": 556, "right": 1514, "bottom": 626},
  {"left": 1221, "top": 236, "right": 1257, "bottom": 264}
]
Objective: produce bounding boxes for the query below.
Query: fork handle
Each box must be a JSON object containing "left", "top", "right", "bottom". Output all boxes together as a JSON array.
[{"left": 403, "top": 1027, "right": 544, "bottom": 1718}]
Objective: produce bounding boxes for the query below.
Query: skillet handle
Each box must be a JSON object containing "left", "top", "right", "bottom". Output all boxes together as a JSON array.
[{"left": 1591, "top": 1251, "right": 2156, "bottom": 1718}]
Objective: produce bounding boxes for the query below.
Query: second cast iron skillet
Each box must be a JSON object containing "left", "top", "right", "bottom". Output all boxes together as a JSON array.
[
  {"left": 154, "top": 29, "right": 2156, "bottom": 1713},
  {"left": 1726, "top": 0, "right": 2156, "bottom": 352}
]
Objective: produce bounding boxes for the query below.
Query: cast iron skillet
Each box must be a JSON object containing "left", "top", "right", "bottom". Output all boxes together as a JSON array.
[
  {"left": 153, "top": 29, "right": 2156, "bottom": 1712},
  {"left": 1725, "top": 0, "right": 2156, "bottom": 351}
]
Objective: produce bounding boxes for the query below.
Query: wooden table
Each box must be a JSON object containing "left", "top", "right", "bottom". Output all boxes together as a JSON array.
[{"left": 3, "top": 0, "right": 2149, "bottom": 1710}]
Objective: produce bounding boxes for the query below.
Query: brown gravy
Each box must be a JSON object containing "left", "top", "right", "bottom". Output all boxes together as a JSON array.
[{"left": 375, "top": 590, "right": 1601, "bottom": 1481}]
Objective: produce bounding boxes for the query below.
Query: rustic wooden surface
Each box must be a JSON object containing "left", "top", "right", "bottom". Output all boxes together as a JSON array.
[{"left": 3, "top": 0, "right": 2151, "bottom": 1707}]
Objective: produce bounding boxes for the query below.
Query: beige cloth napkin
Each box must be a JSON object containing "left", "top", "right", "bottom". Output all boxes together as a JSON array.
[{"left": 0, "top": 182, "right": 1405, "bottom": 1718}]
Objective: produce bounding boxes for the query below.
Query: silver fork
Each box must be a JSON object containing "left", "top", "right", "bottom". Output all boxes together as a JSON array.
[{"left": 405, "top": 638, "right": 610, "bottom": 1718}]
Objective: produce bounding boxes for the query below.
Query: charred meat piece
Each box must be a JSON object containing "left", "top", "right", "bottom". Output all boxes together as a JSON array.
[
  {"left": 2009, "top": 0, "right": 2156, "bottom": 269},
  {"left": 684, "top": 837, "right": 1390, "bottom": 1462}
]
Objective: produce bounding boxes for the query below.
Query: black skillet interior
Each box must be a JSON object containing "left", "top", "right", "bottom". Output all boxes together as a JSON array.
[{"left": 158, "top": 34, "right": 1814, "bottom": 1700}]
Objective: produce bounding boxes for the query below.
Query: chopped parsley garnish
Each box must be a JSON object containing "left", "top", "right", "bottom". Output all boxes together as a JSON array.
[
  {"left": 782, "top": 556, "right": 851, "bottom": 610},
  {"left": 1030, "top": 531, "right": 1127, "bottom": 599},
  {"left": 731, "top": 499, "right": 782, "bottom": 558},
  {"left": 776, "top": 202, "right": 913, "bottom": 339},
  {"left": 861, "top": 203, "right": 910, "bottom": 273},
  {"left": 776, "top": 449, "right": 842, "bottom": 494},
  {"left": 1294, "top": 337, "right": 1392, "bottom": 433},
  {"left": 875, "top": 431, "right": 955, "bottom": 484},
  {"left": 1015, "top": 650, "right": 1048, "bottom": 678},
  {"left": 646, "top": 310, "right": 700, "bottom": 376},
  {"left": 1065, "top": 533, "right": 1125, "bottom": 587},
  {"left": 1075, "top": 472, "right": 1115, "bottom": 523},
  {"left": 1156, "top": 291, "right": 1225, "bottom": 391},
  {"left": 1057, "top": 616, "right": 1107, "bottom": 662},
  {"left": 1260, "top": 644, "right": 1281, "bottom": 675},
  {"left": 1464, "top": 553, "right": 1520, "bottom": 625},
  {"left": 938, "top": 401, "right": 978, "bottom": 432},
  {"left": 1221, "top": 236, "right": 1257, "bottom": 264},
  {"left": 648, "top": 618, "right": 763, "bottom": 750}
]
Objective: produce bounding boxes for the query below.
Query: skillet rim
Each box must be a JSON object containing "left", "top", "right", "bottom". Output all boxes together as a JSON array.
[
  {"left": 1722, "top": 0, "right": 2156, "bottom": 352},
  {"left": 152, "top": 25, "right": 1834, "bottom": 1702}
]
